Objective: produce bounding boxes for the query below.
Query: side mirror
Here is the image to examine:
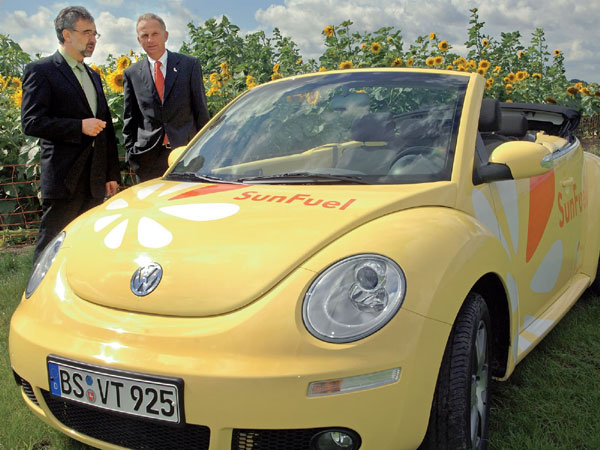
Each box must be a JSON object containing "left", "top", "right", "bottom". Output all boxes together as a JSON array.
[
  {"left": 477, "top": 141, "right": 553, "bottom": 183},
  {"left": 167, "top": 146, "right": 187, "bottom": 168}
]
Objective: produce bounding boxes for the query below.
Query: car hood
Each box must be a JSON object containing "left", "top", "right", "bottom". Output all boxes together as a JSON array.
[{"left": 64, "top": 180, "right": 456, "bottom": 317}]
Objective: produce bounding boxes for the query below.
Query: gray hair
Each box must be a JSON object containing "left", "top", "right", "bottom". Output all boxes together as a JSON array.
[
  {"left": 55, "top": 6, "right": 95, "bottom": 44},
  {"left": 137, "top": 13, "right": 167, "bottom": 31}
]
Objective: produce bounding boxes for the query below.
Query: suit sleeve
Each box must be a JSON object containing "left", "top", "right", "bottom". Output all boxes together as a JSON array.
[
  {"left": 94, "top": 72, "right": 121, "bottom": 183},
  {"left": 21, "top": 64, "right": 83, "bottom": 144},
  {"left": 190, "top": 58, "right": 211, "bottom": 132},
  {"left": 122, "top": 69, "right": 138, "bottom": 155}
]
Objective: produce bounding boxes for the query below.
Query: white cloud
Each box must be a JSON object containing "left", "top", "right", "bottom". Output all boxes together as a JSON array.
[
  {"left": 96, "top": 0, "right": 124, "bottom": 6},
  {"left": 91, "top": 12, "right": 137, "bottom": 64}
]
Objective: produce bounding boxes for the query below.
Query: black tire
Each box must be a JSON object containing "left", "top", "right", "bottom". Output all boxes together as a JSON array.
[
  {"left": 419, "top": 292, "right": 492, "bottom": 450},
  {"left": 589, "top": 255, "right": 600, "bottom": 294}
]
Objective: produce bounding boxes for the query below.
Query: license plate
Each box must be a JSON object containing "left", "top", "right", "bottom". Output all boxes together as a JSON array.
[{"left": 47, "top": 356, "right": 183, "bottom": 424}]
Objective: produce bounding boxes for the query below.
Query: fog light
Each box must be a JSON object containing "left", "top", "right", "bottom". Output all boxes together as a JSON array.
[{"left": 311, "top": 429, "right": 361, "bottom": 450}]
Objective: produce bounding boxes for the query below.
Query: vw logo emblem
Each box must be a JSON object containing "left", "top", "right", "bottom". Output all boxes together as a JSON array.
[{"left": 130, "top": 263, "right": 163, "bottom": 296}]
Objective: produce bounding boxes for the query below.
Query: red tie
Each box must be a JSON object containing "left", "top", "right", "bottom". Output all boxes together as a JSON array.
[
  {"left": 154, "top": 61, "right": 169, "bottom": 145},
  {"left": 154, "top": 61, "right": 164, "bottom": 101}
]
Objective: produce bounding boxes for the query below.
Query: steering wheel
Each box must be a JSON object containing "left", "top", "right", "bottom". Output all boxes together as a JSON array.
[{"left": 389, "top": 146, "right": 436, "bottom": 168}]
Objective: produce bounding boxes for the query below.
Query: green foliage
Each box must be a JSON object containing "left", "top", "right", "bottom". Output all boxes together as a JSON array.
[{"left": 0, "top": 34, "right": 31, "bottom": 77}]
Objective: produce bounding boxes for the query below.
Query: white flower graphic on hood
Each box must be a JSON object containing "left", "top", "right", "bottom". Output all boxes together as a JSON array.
[{"left": 94, "top": 182, "right": 240, "bottom": 250}]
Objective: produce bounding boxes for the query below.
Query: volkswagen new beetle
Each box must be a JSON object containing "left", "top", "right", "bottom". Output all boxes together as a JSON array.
[{"left": 10, "top": 68, "right": 600, "bottom": 450}]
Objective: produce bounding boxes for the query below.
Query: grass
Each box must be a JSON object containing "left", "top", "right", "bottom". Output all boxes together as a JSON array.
[{"left": 1, "top": 248, "right": 599, "bottom": 449}]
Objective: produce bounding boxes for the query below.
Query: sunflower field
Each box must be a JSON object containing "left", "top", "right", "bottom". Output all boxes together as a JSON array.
[{"left": 1, "top": 8, "right": 599, "bottom": 245}]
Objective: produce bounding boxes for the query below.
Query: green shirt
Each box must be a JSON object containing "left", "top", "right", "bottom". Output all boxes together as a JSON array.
[{"left": 58, "top": 48, "right": 97, "bottom": 116}]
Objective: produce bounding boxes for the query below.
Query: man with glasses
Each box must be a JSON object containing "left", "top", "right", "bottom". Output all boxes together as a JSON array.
[{"left": 21, "top": 6, "right": 121, "bottom": 263}]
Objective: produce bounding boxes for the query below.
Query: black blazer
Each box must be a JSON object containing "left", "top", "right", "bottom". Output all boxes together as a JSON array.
[
  {"left": 122, "top": 51, "right": 210, "bottom": 171},
  {"left": 21, "top": 51, "right": 121, "bottom": 199}
]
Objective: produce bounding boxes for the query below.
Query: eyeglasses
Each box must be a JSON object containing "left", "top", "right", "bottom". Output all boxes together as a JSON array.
[{"left": 71, "top": 29, "right": 101, "bottom": 39}]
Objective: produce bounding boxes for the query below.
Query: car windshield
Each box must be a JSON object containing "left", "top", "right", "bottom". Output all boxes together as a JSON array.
[{"left": 170, "top": 71, "right": 468, "bottom": 185}]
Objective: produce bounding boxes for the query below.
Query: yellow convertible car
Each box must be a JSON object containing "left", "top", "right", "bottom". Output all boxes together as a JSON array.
[{"left": 10, "top": 68, "right": 600, "bottom": 450}]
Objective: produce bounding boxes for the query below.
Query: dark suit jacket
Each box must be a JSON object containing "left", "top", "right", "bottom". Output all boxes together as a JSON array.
[
  {"left": 21, "top": 51, "right": 121, "bottom": 199},
  {"left": 123, "top": 50, "right": 210, "bottom": 172}
]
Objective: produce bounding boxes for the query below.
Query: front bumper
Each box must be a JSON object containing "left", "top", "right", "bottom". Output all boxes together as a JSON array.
[{"left": 9, "top": 265, "right": 450, "bottom": 450}]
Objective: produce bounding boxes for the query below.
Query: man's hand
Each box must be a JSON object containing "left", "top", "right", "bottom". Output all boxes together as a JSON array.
[
  {"left": 82, "top": 118, "right": 106, "bottom": 136},
  {"left": 105, "top": 181, "right": 118, "bottom": 197}
]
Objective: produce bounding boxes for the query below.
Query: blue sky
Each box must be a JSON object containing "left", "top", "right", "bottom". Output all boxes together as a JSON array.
[{"left": 0, "top": 0, "right": 597, "bottom": 83}]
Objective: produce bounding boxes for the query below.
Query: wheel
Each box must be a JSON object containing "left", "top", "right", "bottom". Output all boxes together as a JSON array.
[
  {"left": 419, "top": 292, "right": 492, "bottom": 450},
  {"left": 589, "top": 255, "right": 600, "bottom": 294}
]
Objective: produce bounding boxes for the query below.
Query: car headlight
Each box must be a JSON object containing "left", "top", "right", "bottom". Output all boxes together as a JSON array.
[
  {"left": 25, "top": 232, "right": 65, "bottom": 298},
  {"left": 303, "top": 254, "right": 406, "bottom": 343}
]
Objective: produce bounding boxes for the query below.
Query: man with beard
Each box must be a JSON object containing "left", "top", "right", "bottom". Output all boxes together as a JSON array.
[{"left": 21, "top": 6, "right": 121, "bottom": 263}]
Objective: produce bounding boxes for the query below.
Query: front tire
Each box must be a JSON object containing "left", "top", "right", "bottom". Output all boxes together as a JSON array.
[{"left": 420, "top": 292, "right": 492, "bottom": 450}]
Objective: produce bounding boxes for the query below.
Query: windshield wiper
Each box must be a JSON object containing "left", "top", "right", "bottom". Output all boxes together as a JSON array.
[
  {"left": 166, "top": 172, "right": 242, "bottom": 184},
  {"left": 236, "top": 172, "right": 369, "bottom": 184}
]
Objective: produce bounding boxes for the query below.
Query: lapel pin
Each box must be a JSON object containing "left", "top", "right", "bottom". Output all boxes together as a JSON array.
[{"left": 173, "top": 67, "right": 177, "bottom": 72}]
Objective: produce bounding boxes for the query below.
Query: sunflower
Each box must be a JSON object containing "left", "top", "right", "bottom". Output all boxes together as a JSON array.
[
  {"left": 554, "top": 49, "right": 561, "bottom": 56},
  {"left": 507, "top": 72, "right": 516, "bottom": 82},
  {"left": 324, "top": 26, "right": 334, "bottom": 37},
  {"left": 10, "top": 77, "right": 22, "bottom": 89},
  {"left": 246, "top": 75, "right": 257, "bottom": 89},
  {"left": 425, "top": 57, "right": 435, "bottom": 67},
  {"left": 516, "top": 71, "right": 527, "bottom": 81},
  {"left": 220, "top": 61, "right": 229, "bottom": 73},
  {"left": 434, "top": 56, "right": 443, "bottom": 66},
  {"left": 468, "top": 60, "right": 477, "bottom": 69},
  {"left": 129, "top": 49, "right": 134, "bottom": 57},
  {"left": 505, "top": 84, "right": 514, "bottom": 93},
  {"left": 494, "top": 65, "right": 501, "bottom": 73},
  {"left": 297, "top": 59, "right": 302, "bottom": 64},
  {"left": 446, "top": 65, "right": 454, "bottom": 70},
  {"left": 12, "top": 88, "right": 22, "bottom": 107},
  {"left": 90, "top": 64, "right": 104, "bottom": 79},
  {"left": 370, "top": 42, "right": 382, "bottom": 54},
  {"left": 581, "top": 87, "right": 591, "bottom": 96},
  {"left": 0, "top": 74, "right": 7, "bottom": 91},
  {"left": 106, "top": 70, "right": 124, "bottom": 93},
  {"left": 595, "top": 91, "right": 600, "bottom": 98},
  {"left": 116, "top": 56, "right": 131, "bottom": 71},
  {"left": 207, "top": 85, "right": 221, "bottom": 96},
  {"left": 406, "top": 58, "right": 414, "bottom": 67},
  {"left": 391, "top": 57, "right": 403, "bottom": 67},
  {"left": 429, "top": 32, "right": 436, "bottom": 40},
  {"left": 479, "top": 59, "right": 491, "bottom": 70},
  {"left": 477, "top": 68, "right": 486, "bottom": 76},
  {"left": 575, "top": 82, "right": 583, "bottom": 89},
  {"left": 566, "top": 86, "right": 579, "bottom": 96},
  {"left": 457, "top": 65, "right": 467, "bottom": 72},
  {"left": 518, "top": 51, "right": 524, "bottom": 59},
  {"left": 487, "top": 77, "right": 494, "bottom": 85},
  {"left": 438, "top": 40, "right": 449, "bottom": 52},
  {"left": 482, "top": 39, "right": 489, "bottom": 48},
  {"left": 270, "top": 72, "right": 283, "bottom": 80},
  {"left": 319, "top": 66, "right": 327, "bottom": 72},
  {"left": 339, "top": 60, "right": 354, "bottom": 70},
  {"left": 505, "top": 99, "right": 513, "bottom": 103},
  {"left": 209, "top": 73, "right": 221, "bottom": 84}
]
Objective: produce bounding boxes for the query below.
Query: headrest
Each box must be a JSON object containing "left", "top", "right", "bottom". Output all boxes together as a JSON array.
[
  {"left": 479, "top": 98, "right": 502, "bottom": 132},
  {"left": 497, "top": 112, "right": 528, "bottom": 138},
  {"left": 351, "top": 112, "right": 395, "bottom": 142}
]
